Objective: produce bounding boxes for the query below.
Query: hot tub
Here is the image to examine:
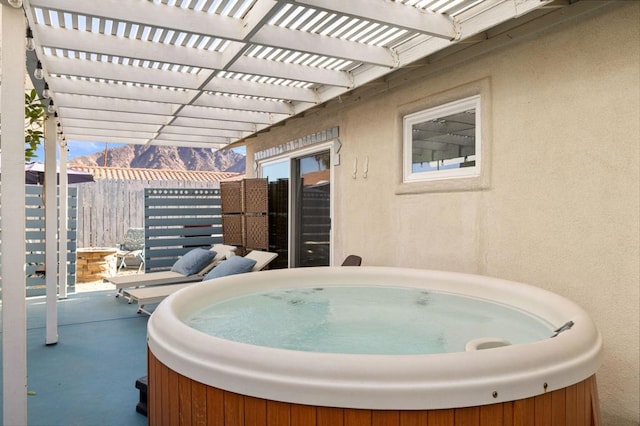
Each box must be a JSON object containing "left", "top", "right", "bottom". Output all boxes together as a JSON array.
[{"left": 147, "top": 267, "right": 602, "bottom": 424}]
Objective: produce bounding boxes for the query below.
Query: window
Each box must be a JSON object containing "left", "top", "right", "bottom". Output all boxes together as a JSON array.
[{"left": 403, "top": 95, "right": 480, "bottom": 183}]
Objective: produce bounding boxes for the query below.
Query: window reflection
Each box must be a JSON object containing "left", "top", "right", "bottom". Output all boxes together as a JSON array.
[{"left": 403, "top": 95, "right": 480, "bottom": 182}]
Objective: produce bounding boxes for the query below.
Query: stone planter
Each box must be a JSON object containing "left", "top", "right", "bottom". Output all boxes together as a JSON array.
[{"left": 76, "top": 248, "right": 117, "bottom": 283}]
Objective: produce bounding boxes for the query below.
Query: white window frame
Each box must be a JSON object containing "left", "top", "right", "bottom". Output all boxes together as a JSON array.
[{"left": 403, "top": 95, "right": 481, "bottom": 183}]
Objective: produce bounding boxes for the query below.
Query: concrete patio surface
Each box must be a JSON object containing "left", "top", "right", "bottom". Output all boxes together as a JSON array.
[{"left": 0, "top": 284, "right": 148, "bottom": 426}]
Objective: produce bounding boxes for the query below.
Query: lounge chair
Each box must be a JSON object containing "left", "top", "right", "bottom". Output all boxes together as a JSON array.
[
  {"left": 107, "top": 244, "right": 236, "bottom": 298},
  {"left": 124, "top": 250, "right": 278, "bottom": 315}
]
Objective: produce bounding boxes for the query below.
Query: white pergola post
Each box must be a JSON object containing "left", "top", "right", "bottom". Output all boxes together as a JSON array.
[
  {"left": 58, "top": 140, "right": 68, "bottom": 299},
  {"left": 44, "top": 116, "right": 58, "bottom": 344},
  {"left": 1, "top": 3, "right": 28, "bottom": 425}
]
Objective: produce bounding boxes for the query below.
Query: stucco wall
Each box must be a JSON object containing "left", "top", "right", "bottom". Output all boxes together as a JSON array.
[{"left": 245, "top": 2, "right": 640, "bottom": 424}]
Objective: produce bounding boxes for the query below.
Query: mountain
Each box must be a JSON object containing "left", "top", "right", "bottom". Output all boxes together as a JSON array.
[{"left": 68, "top": 145, "right": 245, "bottom": 173}]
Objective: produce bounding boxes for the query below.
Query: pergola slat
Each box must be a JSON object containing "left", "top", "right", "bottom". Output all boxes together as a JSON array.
[
  {"left": 292, "top": 0, "right": 456, "bottom": 40},
  {"left": 22, "top": 0, "right": 555, "bottom": 149}
]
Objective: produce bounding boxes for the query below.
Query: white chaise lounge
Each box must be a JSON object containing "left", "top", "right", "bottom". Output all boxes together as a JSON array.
[
  {"left": 106, "top": 244, "right": 236, "bottom": 298},
  {"left": 124, "top": 250, "right": 278, "bottom": 315}
]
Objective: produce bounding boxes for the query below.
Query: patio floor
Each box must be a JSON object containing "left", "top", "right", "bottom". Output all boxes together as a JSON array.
[{"left": 0, "top": 287, "right": 149, "bottom": 426}]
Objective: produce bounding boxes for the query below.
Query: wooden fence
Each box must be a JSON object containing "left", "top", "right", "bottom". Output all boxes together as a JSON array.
[{"left": 75, "top": 179, "right": 220, "bottom": 249}]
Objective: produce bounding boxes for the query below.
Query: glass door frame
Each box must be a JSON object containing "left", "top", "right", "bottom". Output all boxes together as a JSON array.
[{"left": 257, "top": 141, "right": 336, "bottom": 267}]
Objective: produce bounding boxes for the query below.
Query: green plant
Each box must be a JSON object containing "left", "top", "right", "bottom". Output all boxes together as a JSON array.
[{"left": 24, "top": 88, "right": 44, "bottom": 161}]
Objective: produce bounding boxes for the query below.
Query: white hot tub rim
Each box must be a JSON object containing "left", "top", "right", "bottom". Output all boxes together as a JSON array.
[{"left": 147, "top": 266, "right": 602, "bottom": 410}]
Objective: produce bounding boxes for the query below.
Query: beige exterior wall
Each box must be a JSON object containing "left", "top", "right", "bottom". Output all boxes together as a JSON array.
[{"left": 246, "top": 2, "right": 639, "bottom": 424}]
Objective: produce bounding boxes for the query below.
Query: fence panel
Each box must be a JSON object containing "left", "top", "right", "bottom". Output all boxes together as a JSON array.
[
  {"left": 0, "top": 185, "right": 77, "bottom": 297},
  {"left": 144, "top": 188, "right": 223, "bottom": 272}
]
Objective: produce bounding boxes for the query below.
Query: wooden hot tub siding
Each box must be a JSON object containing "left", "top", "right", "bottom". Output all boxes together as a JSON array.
[{"left": 148, "top": 350, "right": 601, "bottom": 426}]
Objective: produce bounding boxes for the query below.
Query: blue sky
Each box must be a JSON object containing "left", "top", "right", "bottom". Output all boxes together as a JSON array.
[
  {"left": 33, "top": 141, "right": 123, "bottom": 161},
  {"left": 33, "top": 141, "right": 245, "bottom": 162}
]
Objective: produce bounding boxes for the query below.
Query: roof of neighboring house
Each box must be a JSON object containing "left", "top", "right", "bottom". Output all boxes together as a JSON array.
[
  {"left": 69, "top": 165, "right": 243, "bottom": 182},
  {"left": 302, "top": 170, "right": 330, "bottom": 187}
]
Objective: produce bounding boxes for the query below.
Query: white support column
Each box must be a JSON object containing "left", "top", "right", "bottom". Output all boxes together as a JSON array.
[
  {"left": 1, "top": 4, "right": 28, "bottom": 425},
  {"left": 58, "top": 140, "right": 68, "bottom": 299},
  {"left": 44, "top": 116, "right": 58, "bottom": 344}
]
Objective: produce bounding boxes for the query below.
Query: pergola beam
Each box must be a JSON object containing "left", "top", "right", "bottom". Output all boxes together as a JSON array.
[
  {"left": 240, "top": 0, "right": 284, "bottom": 40},
  {"left": 63, "top": 127, "right": 158, "bottom": 140},
  {"left": 34, "top": 25, "right": 228, "bottom": 70},
  {"left": 44, "top": 55, "right": 212, "bottom": 90},
  {"left": 64, "top": 134, "right": 151, "bottom": 144},
  {"left": 170, "top": 117, "right": 258, "bottom": 132},
  {"left": 179, "top": 105, "right": 288, "bottom": 125},
  {"left": 57, "top": 107, "right": 172, "bottom": 125},
  {"left": 203, "top": 76, "right": 319, "bottom": 103},
  {"left": 59, "top": 118, "right": 163, "bottom": 133},
  {"left": 193, "top": 93, "right": 296, "bottom": 115},
  {"left": 28, "top": 0, "right": 244, "bottom": 40},
  {"left": 63, "top": 124, "right": 249, "bottom": 141},
  {"left": 250, "top": 24, "right": 395, "bottom": 67},
  {"left": 54, "top": 93, "right": 181, "bottom": 115},
  {"left": 292, "top": 0, "right": 456, "bottom": 40},
  {"left": 49, "top": 78, "right": 196, "bottom": 104},
  {"left": 230, "top": 55, "right": 352, "bottom": 88},
  {"left": 150, "top": 140, "right": 228, "bottom": 149},
  {"left": 155, "top": 132, "right": 247, "bottom": 144}
]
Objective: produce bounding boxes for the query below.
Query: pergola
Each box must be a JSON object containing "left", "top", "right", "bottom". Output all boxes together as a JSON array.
[
  {"left": 2, "top": 1, "right": 565, "bottom": 424},
  {"left": 21, "top": 0, "right": 557, "bottom": 149}
]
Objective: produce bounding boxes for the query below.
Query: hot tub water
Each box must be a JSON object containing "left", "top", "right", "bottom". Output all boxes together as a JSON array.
[{"left": 186, "top": 286, "right": 554, "bottom": 354}]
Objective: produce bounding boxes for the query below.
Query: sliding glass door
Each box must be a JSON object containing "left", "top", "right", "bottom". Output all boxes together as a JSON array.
[
  {"left": 293, "top": 151, "right": 331, "bottom": 267},
  {"left": 259, "top": 148, "right": 331, "bottom": 268}
]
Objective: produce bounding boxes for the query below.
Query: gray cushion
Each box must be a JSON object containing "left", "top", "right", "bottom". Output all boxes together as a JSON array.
[
  {"left": 171, "top": 248, "right": 216, "bottom": 276},
  {"left": 203, "top": 256, "right": 257, "bottom": 281}
]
